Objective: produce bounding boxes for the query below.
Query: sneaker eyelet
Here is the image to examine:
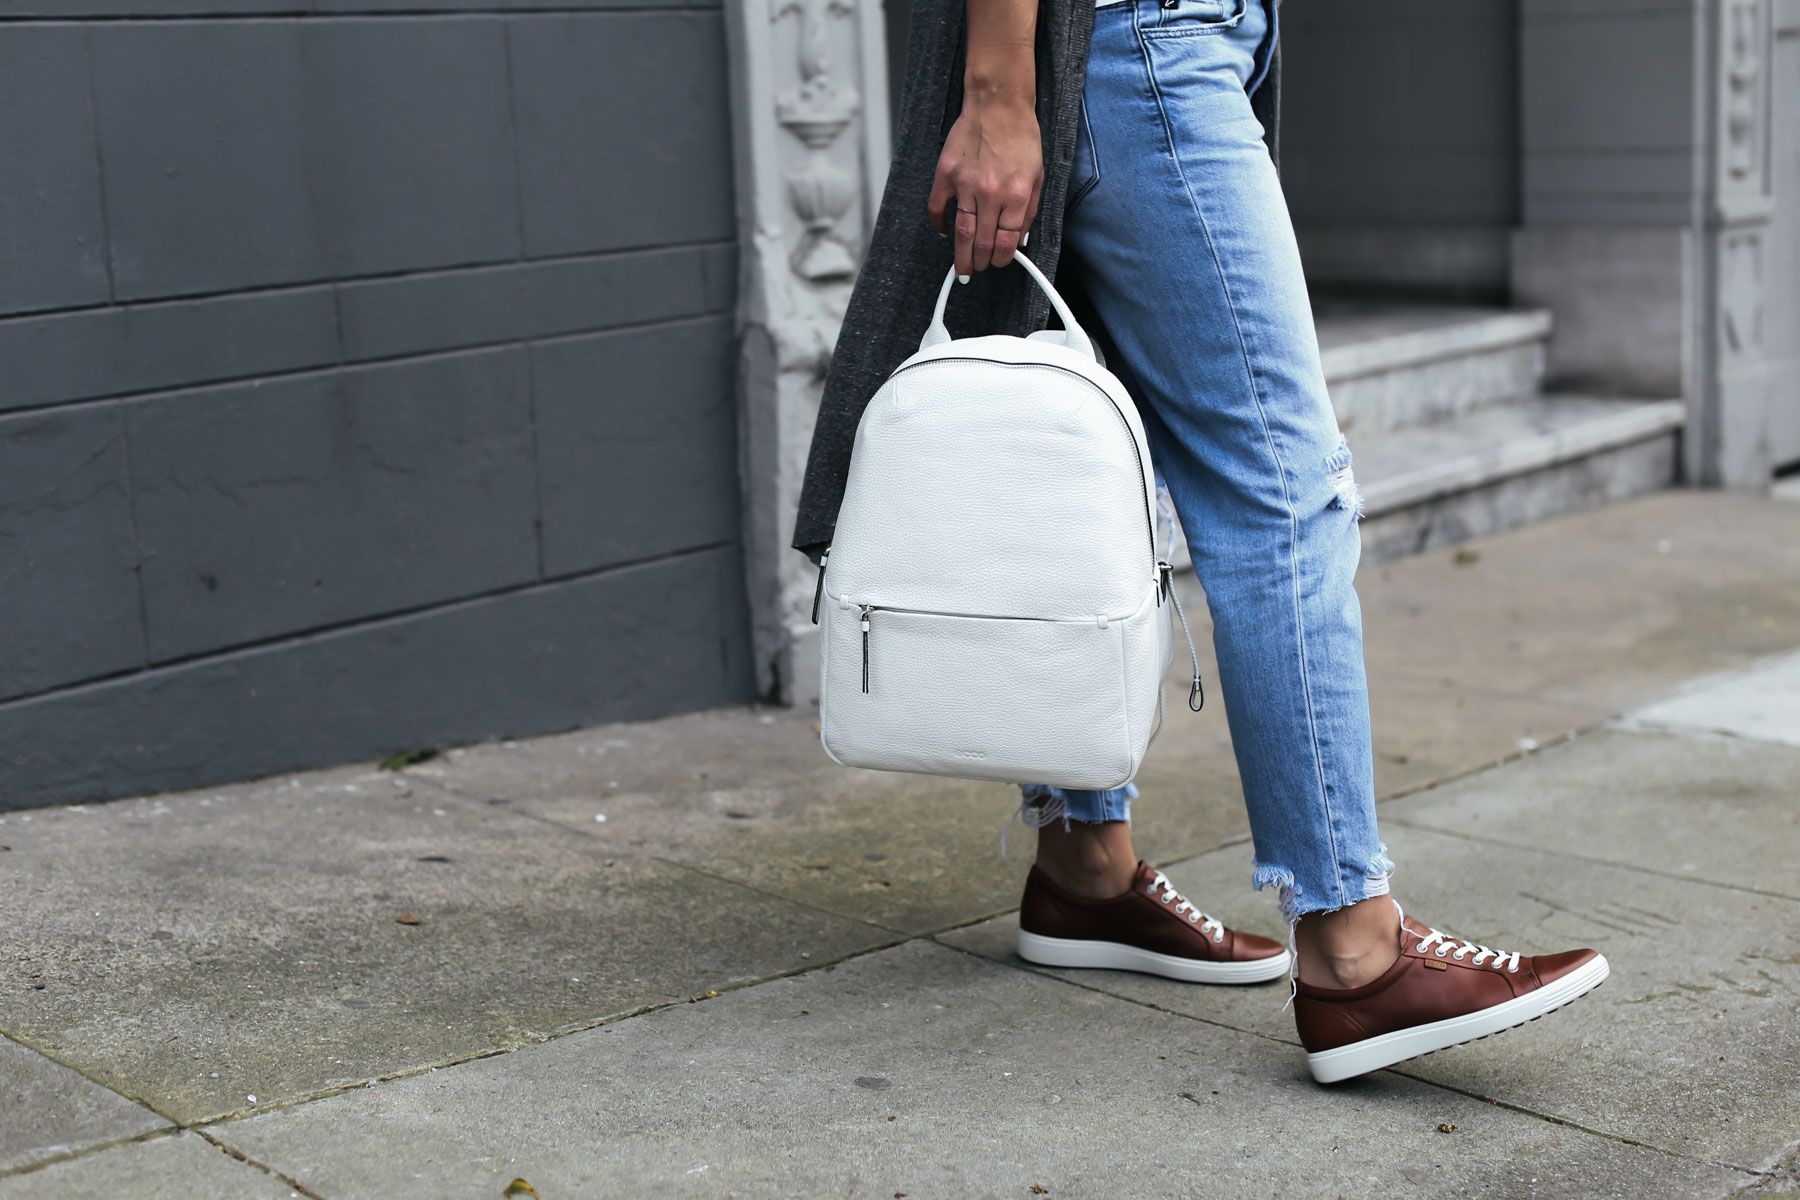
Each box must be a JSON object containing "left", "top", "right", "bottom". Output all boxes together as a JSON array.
[{"left": 1435, "top": 947, "right": 1449, "bottom": 957}]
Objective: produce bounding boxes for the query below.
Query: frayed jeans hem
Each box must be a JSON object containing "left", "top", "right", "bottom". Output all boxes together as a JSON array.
[
  {"left": 1019, "top": 782, "right": 1136, "bottom": 826},
  {"left": 1001, "top": 783, "right": 1137, "bottom": 856},
  {"left": 1252, "top": 842, "right": 1395, "bottom": 926}
]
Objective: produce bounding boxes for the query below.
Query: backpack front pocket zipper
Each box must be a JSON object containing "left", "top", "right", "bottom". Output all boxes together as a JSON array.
[
  {"left": 849, "top": 601, "right": 1131, "bottom": 697},
  {"left": 860, "top": 604, "right": 873, "bottom": 693},
  {"left": 842, "top": 587, "right": 1203, "bottom": 713},
  {"left": 820, "top": 595, "right": 1164, "bottom": 789}
]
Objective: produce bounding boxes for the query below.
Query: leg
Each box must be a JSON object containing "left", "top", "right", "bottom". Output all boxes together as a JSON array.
[
  {"left": 1294, "top": 894, "right": 1403, "bottom": 988},
  {"left": 1062, "top": 0, "right": 1609, "bottom": 1080},
  {"left": 1021, "top": 783, "right": 1139, "bottom": 899},
  {"left": 1066, "top": 0, "right": 1393, "bottom": 948},
  {"left": 1013, "top": 767, "right": 1287, "bottom": 983}
]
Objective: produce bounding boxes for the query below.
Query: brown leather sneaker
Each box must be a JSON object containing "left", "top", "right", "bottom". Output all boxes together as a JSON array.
[
  {"left": 1017, "top": 860, "right": 1290, "bottom": 984},
  {"left": 1296, "top": 915, "right": 1608, "bottom": 1083}
]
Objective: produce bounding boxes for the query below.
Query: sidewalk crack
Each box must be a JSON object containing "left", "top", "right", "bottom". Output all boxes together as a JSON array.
[{"left": 1385, "top": 817, "right": 1800, "bottom": 904}]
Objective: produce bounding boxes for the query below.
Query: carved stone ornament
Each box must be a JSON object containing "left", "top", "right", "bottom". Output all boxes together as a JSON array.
[
  {"left": 1723, "top": 0, "right": 1767, "bottom": 188},
  {"left": 786, "top": 160, "right": 860, "bottom": 280},
  {"left": 1719, "top": 228, "right": 1764, "bottom": 359},
  {"left": 773, "top": 0, "right": 863, "bottom": 288},
  {"left": 725, "top": 0, "right": 890, "bottom": 702}
]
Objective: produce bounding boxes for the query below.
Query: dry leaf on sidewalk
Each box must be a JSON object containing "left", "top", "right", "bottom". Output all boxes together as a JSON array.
[
  {"left": 395, "top": 913, "right": 422, "bottom": 925},
  {"left": 503, "top": 1180, "right": 541, "bottom": 1198}
]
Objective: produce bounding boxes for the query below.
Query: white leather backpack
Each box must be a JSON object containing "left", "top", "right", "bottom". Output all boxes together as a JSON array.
[{"left": 814, "top": 252, "right": 1202, "bottom": 790}]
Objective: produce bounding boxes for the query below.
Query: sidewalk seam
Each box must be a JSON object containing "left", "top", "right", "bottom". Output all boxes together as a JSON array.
[
  {"left": 1384, "top": 816, "right": 1800, "bottom": 904},
  {"left": 1389, "top": 1072, "right": 1771, "bottom": 1181},
  {"left": 1375, "top": 726, "right": 1589, "bottom": 805},
  {"left": 0, "top": 1126, "right": 179, "bottom": 1183},
  {"left": 0, "top": 1027, "right": 182, "bottom": 1180},
  {"left": 191, "top": 1128, "right": 331, "bottom": 1200},
  {"left": 931, "top": 939, "right": 1769, "bottom": 1181}
]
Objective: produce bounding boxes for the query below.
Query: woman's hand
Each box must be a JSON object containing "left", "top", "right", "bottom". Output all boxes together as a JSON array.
[{"left": 928, "top": 0, "right": 1041, "bottom": 277}]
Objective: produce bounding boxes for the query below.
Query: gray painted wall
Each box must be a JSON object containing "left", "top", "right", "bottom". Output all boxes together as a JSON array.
[
  {"left": 1279, "top": 0, "right": 1520, "bottom": 297},
  {"left": 1281, "top": 0, "right": 1520, "bottom": 227},
  {"left": 0, "top": 5, "right": 754, "bottom": 809}
]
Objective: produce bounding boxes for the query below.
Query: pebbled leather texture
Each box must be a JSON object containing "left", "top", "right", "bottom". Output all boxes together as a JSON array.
[{"left": 820, "top": 261, "right": 1174, "bottom": 788}]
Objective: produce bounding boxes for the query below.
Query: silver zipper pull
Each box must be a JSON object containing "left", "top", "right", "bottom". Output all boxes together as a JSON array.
[
  {"left": 1166, "top": 571, "right": 1205, "bottom": 712},
  {"left": 811, "top": 550, "right": 830, "bottom": 625},
  {"left": 859, "top": 605, "right": 874, "bottom": 694}
]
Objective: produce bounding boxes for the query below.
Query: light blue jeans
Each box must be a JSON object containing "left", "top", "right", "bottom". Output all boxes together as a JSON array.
[{"left": 1021, "top": 0, "right": 1392, "bottom": 921}]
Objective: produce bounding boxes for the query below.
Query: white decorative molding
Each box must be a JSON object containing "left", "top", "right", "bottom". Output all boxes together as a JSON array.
[
  {"left": 1723, "top": 0, "right": 1766, "bottom": 186},
  {"left": 1719, "top": 0, "right": 1765, "bottom": 199},
  {"left": 725, "top": 0, "right": 890, "bottom": 703},
  {"left": 1719, "top": 228, "right": 1765, "bottom": 360},
  {"left": 774, "top": 0, "right": 864, "bottom": 286},
  {"left": 1697, "top": 0, "right": 1777, "bottom": 487}
]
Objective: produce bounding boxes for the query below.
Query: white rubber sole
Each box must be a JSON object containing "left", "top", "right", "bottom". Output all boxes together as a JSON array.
[
  {"left": 1306, "top": 953, "right": 1610, "bottom": 1084},
  {"left": 1016, "top": 929, "right": 1293, "bottom": 985}
]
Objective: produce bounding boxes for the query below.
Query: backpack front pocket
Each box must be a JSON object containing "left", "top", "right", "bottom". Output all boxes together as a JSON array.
[{"left": 819, "top": 600, "right": 1139, "bottom": 790}]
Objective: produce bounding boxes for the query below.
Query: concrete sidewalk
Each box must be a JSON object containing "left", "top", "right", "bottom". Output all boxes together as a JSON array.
[{"left": 4, "top": 490, "right": 1799, "bottom": 1198}]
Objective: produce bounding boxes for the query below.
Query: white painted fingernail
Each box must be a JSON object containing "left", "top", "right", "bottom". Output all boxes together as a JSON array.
[
  {"left": 1021, "top": 231, "right": 1030, "bottom": 246},
  {"left": 957, "top": 274, "right": 970, "bottom": 284}
]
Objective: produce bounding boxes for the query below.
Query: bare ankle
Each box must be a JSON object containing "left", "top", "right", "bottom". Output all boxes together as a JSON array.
[
  {"left": 1033, "top": 820, "right": 1136, "bottom": 900},
  {"left": 1304, "top": 945, "right": 1395, "bottom": 990},
  {"left": 1294, "top": 894, "right": 1403, "bottom": 989}
]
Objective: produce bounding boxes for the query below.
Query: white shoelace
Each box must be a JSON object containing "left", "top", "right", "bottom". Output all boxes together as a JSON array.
[
  {"left": 1412, "top": 926, "right": 1521, "bottom": 973},
  {"left": 1145, "top": 869, "right": 1225, "bottom": 942}
]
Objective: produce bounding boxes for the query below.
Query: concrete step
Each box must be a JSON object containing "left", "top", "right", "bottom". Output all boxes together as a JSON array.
[
  {"left": 1315, "top": 302, "right": 1553, "bottom": 435},
  {"left": 1355, "top": 395, "right": 1687, "bottom": 563}
]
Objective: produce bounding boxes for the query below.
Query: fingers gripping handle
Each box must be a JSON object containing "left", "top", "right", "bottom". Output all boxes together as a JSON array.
[{"left": 918, "top": 251, "right": 1097, "bottom": 361}]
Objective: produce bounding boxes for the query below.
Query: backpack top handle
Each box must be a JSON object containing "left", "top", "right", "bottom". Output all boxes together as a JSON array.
[{"left": 917, "top": 252, "right": 1098, "bottom": 362}]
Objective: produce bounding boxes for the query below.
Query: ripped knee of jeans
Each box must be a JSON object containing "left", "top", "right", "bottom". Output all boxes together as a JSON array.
[{"left": 1325, "top": 437, "right": 1364, "bottom": 520}]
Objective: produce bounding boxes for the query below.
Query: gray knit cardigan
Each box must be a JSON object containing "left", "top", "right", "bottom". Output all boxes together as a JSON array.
[{"left": 791, "top": 0, "right": 1282, "bottom": 562}]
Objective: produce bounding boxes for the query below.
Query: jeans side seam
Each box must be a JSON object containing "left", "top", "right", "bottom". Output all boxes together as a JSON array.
[
  {"left": 1067, "top": 95, "right": 1102, "bottom": 217},
  {"left": 1134, "top": 18, "right": 1347, "bottom": 911}
]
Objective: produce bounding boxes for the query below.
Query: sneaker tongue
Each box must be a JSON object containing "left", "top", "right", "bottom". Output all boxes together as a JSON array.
[
  {"left": 1131, "top": 860, "right": 1159, "bottom": 888},
  {"left": 1400, "top": 915, "right": 1435, "bottom": 941}
]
